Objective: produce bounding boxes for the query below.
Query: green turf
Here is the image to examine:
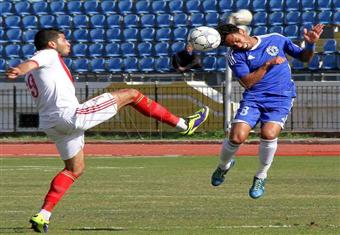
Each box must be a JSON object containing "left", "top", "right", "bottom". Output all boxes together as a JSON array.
[{"left": 0, "top": 156, "right": 339, "bottom": 234}]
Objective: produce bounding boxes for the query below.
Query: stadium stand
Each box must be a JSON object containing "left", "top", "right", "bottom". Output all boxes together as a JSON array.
[
  {"left": 252, "top": 0, "right": 267, "bottom": 12},
  {"left": 0, "top": 2, "right": 13, "bottom": 16},
  {"left": 139, "top": 57, "right": 155, "bottom": 72},
  {"left": 100, "top": 1, "right": 117, "bottom": 15},
  {"left": 169, "top": 0, "right": 184, "bottom": 13},
  {"left": 137, "top": 42, "right": 153, "bottom": 56},
  {"left": 90, "top": 58, "right": 106, "bottom": 73},
  {"left": 124, "top": 57, "right": 139, "bottom": 72},
  {"left": 83, "top": 0, "right": 100, "bottom": 15},
  {"left": 50, "top": 1, "right": 66, "bottom": 15},
  {"left": 136, "top": 0, "right": 151, "bottom": 14},
  {"left": 0, "top": 59, "right": 6, "bottom": 73},
  {"left": 107, "top": 58, "right": 123, "bottom": 72}
]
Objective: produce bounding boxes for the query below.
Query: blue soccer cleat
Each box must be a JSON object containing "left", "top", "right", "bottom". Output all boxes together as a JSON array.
[
  {"left": 249, "top": 176, "right": 267, "bottom": 199},
  {"left": 180, "top": 106, "right": 209, "bottom": 135},
  {"left": 211, "top": 159, "right": 235, "bottom": 186},
  {"left": 29, "top": 213, "right": 49, "bottom": 233}
]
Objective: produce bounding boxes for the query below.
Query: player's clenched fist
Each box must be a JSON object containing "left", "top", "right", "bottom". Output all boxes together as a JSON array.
[
  {"left": 265, "top": 56, "right": 286, "bottom": 67},
  {"left": 6, "top": 67, "right": 21, "bottom": 80}
]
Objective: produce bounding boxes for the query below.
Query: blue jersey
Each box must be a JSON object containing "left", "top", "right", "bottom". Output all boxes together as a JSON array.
[{"left": 226, "top": 33, "right": 304, "bottom": 98}]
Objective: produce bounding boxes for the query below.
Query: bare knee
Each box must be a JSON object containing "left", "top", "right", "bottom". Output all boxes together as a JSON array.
[{"left": 66, "top": 163, "right": 85, "bottom": 178}]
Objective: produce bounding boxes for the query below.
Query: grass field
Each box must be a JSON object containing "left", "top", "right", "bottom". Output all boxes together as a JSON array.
[{"left": 0, "top": 156, "right": 339, "bottom": 234}]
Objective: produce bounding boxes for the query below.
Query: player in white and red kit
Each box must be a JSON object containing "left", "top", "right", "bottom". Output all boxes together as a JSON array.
[{"left": 6, "top": 29, "right": 209, "bottom": 233}]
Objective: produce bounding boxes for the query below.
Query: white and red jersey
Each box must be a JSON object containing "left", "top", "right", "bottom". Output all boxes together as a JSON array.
[{"left": 25, "top": 49, "right": 79, "bottom": 129}]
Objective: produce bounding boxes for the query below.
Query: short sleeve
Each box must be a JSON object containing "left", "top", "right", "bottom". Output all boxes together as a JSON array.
[
  {"left": 226, "top": 49, "right": 249, "bottom": 79},
  {"left": 284, "top": 37, "right": 303, "bottom": 59},
  {"left": 29, "top": 49, "right": 57, "bottom": 68}
]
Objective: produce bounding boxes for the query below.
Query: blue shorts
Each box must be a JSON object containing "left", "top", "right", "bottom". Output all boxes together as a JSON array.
[{"left": 233, "top": 96, "right": 294, "bottom": 128}]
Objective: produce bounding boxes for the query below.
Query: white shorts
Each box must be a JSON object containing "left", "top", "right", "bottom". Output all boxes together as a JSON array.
[{"left": 43, "top": 93, "right": 118, "bottom": 160}]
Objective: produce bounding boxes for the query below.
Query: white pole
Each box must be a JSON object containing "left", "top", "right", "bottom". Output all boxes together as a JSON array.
[{"left": 224, "top": 63, "right": 232, "bottom": 133}]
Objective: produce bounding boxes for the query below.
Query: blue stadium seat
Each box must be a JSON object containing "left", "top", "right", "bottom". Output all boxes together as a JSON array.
[
  {"left": 107, "top": 58, "right": 122, "bottom": 72},
  {"left": 63, "top": 29, "right": 72, "bottom": 40},
  {"left": 118, "top": 0, "right": 133, "bottom": 14},
  {"left": 8, "top": 59, "right": 22, "bottom": 68},
  {"left": 6, "top": 29, "right": 22, "bottom": 43},
  {"left": 284, "top": 25, "right": 299, "bottom": 39},
  {"left": 5, "top": 44, "right": 21, "bottom": 58},
  {"left": 124, "top": 57, "right": 138, "bottom": 72},
  {"left": 308, "top": 55, "right": 320, "bottom": 70},
  {"left": 123, "top": 14, "right": 139, "bottom": 27},
  {"left": 334, "top": 0, "right": 340, "bottom": 10},
  {"left": 301, "top": 0, "right": 315, "bottom": 10},
  {"left": 217, "top": 56, "right": 227, "bottom": 72},
  {"left": 269, "top": 0, "right": 283, "bottom": 11},
  {"left": 205, "top": 12, "right": 219, "bottom": 26},
  {"left": 90, "top": 15, "right": 106, "bottom": 28},
  {"left": 90, "top": 58, "right": 106, "bottom": 73},
  {"left": 22, "top": 44, "right": 35, "bottom": 59},
  {"left": 173, "top": 13, "right": 188, "bottom": 27},
  {"left": 156, "top": 28, "right": 171, "bottom": 41},
  {"left": 106, "top": 28, "right": 121, "bottom": 41},
  {"left": 203, "top": 56, "right": 217, "bottom": 71},
  {"left": 252, "top": 26, "right": 268, "bottom": 35},
  {"left": 152, "top": 1, "right": 168, "bottom": 13},
  {"left": 173, "top": 27, "right": 188, "bottom": 41},
  {"left": 140, "top": 28, "right": 155, "bottom": 41},
  {"left": 0, "top": 30, "right": 6, "bottom": 43},
  {"left": 73, "top": 15, "right": 89, "bottom": 28},
  {"left": 203, "top": 0, "right": 217, "bottom": 12},
  {"left": 73, "top": 29, "right": 89, "bottom": 42},
  {"left": 90, "top": 29, "right": 105, "bottom": 42},
  {"left": 0, "top": 59, "right": 6, "bottom": 73},
  {"left": 337, "top": 54, "right": 340, "bottom": 69},
  {"left": 235, "top": 0, "right": 250, "bottom": 10},
  {"left": 22, "top": 16, "right": 38, "bottom": 29},
  {"left": 0, "top": 2, "right": 13, "bottom": 16},
  {"left": 89, "top": 43, "right": 104, "bottom": 57},
  {"left": 285, "top": 11, "right": 301, "bottom": 25},
  {"left": 84, "top": 1, "right": 100, "bottom": 15},
  {"left": 155, "top": 42, "right": 170, "bottom": 56},
  {"left": 67, "top": 1, "right": 83, "bottom": 15},
  {"left": 123, "top": 28, "right": 139, "bottom": 41},
  {"left": 169, "top": 0, "right": 184, "bottom": 13},
  {"left": 121, "top": 42, "right": 136, "bottom": 56},
  {"left": 268, "top": 26, "right": 283, "bottom": 34},
  {"left": 39, "top": 15, "right": 56, "bottom": 28},
  {"left": 252, "top": 0, "right": 267, "bottom": 12},
  {"left": 107, "top": 15, "right": 121, "bottom": 28},
  {"left": 190, "top": 13, "right": 205, "bottom": 26},
  {"left": 323, "top": 39, "right": 337, "bottom": 53},
  {"left": 171, "top": 41, "right": 186, "bottom": 53},
  {"left": 32, "top": 2, "right": 50, "bottom": 15},
  {"left": 137, "top": 42, "right": 153, "bottom": 56},
  {"left": 0, "top": 17, "right": 2, "bottom": 29},
  {"left": 252, "top": 12, "right": 267, "bottom": 26},
  {"left": 5, "top": 16, "right": 21, "bottom": 28},
  {"left": 105, "top": 43, "right": 121, "bottom": 57},
  {"left": 317, "top": 0, "right": 332, "bottom": 10},
  {"left": 322, "top": 54, "right": 336, "bottom": 69},
  {"left": 23, "top": 30, "right": 38, "bottom": 43},
  {"left": 269, "top": 12, "right": 284, "bottom": 25},
  {"left": 50, "top": 1, "right": 65, "bottom": 15},
  {"left": 155, "top": 57, "right": 171, "bottom": 72},
  {"left": 136, "top": 1, "right": 151, "bottom": 14},
  {"left": 301, "top": 12, "right": 316, "bottom": 25},
  {"left": 317, "top": 11, "right": 333, "bottom": 24},
  {"left": 56, "top": 15, "right": 72, "bottom": 29},
  {"left": 141, "top": 14, "right": 156, "bottom": 27},
  {"left": 101, "top": 1, "right": 117, "bottom": 15},
  {"left": 334, "top": 11, "right": 340, "bottom": 25},
  {"left": 186, "top": 0, "right": 201, "bottom": 13},
  {"left": 139, "top": 57, "right": 155, "bottom": 72},
  {"left": 156, "top": 14, "right": 172, "bottom": 27},
  {"left": 204, "top": 48, "right": 218, "bottom": 56},
  {"left": 285, "top": 0, "right": 300, "bottom": 11},
  {"left": 72, "top": 58, "right": 89, "bottom": 73},
  {"left": 63, "top": 58, "right": 72, "bottom": 68},
  {"left": 14, "top": 2, "right": 31, "bottom": 16},
  {"left": 291, "top": 58, "right": 305, "bottom": 70},
  {"left": 218, "top": 0, "right": 232, "bottom": 12},
  {"left": 218, "top": 47, "right": 227, "bottom": 55},
  {"left": 72, "top": 43, "right": 88, "bottom": 57}
]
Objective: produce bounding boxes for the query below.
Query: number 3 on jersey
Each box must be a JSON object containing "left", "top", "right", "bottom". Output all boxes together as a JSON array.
[
  {"left": 240, "top": 106, "right": 249, "bottom": 116},
  {"left": 26, "top": 74, "right": 39, "bottom": 98}
]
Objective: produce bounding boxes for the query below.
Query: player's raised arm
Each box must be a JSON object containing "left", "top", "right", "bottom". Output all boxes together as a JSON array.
[
  {"left": 6, "top": 60, "right": 39, "bottom": 80},
  {"left": 299, "top": 24, "right": 324, "bottom": 62}
]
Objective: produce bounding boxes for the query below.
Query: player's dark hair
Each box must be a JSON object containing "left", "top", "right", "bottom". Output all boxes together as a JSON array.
[
  {"left": 34, "top": 28, "right": 64, "bottom": 50},
  {"left": 217, "top": 23, "right": 240, "bottom": 45}
]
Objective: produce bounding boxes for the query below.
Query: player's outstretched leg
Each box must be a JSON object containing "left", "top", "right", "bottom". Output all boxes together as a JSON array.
[
  {"left": 180, "top": 106, "right": 210, "bottom": 135},
  {"left": 211, "top": 159, "right": 235, "bottom": 186},
  {"left": 29, "top": 213, "right": 49, "bottom": 233},
  {"left": 249, "top": 176, "right": 267, "bottom": 199}
]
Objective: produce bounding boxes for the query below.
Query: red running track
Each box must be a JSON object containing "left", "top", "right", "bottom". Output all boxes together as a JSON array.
[{"left": 0, "top": 143, "right": 339, "bottom": 157}]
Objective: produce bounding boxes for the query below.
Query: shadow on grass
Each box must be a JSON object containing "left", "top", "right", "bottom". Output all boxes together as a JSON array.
[
  {"left": 0, "top": 227, "right": 32, "bottom": 233},
  {"left": 68, "top": 227, "right": 126, "bottom": 231}
]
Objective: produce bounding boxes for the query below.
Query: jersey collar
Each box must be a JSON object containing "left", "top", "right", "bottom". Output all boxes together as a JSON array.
[{"left": 250, "top": 36, "right": 261, "bottom": 51}]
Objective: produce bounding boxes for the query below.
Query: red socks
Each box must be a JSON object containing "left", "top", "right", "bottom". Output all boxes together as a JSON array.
[
  {"left": 131, "top": 92, "right": 180, "bottom": 127},
  {"left": 42, "top": 169, "right": 78, "bottom": 212}
]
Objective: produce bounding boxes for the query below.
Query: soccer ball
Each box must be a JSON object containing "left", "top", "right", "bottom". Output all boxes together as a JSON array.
[
  {"left": 188, "top": 26, "right": 221, "bottom": 51},
  {"left": 232, "top": 9, "right": 253, "bottom": 25}
]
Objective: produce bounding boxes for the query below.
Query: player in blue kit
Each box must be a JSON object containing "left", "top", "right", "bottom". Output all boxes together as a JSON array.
[{"left": 211, "top": 23, "right": 324, "bottom": 199}]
